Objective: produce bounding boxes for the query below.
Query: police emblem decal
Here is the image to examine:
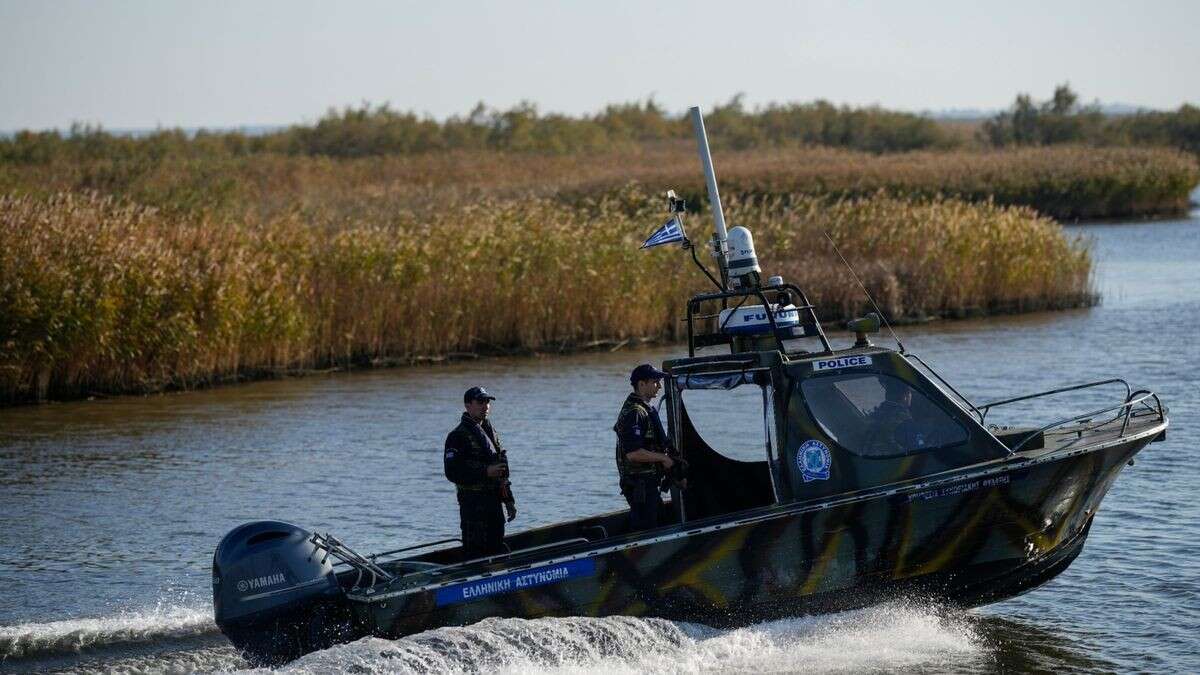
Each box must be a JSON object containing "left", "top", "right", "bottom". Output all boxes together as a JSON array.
[{"left": 797, "top": 439, "right": 831, "bottom": 482}]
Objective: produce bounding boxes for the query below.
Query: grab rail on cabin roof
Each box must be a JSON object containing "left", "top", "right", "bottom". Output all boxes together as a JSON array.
[
  {"left": 685, "top": 283, "right": 832, "bottom": 357},
  {"left": 1005, "top": 389, "right": 1165, "bottom": 454}
]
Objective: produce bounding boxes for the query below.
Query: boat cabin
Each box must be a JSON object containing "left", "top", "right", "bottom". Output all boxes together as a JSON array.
[{"left": 662, "top": 281, "right": 1010, "bottom": 523}]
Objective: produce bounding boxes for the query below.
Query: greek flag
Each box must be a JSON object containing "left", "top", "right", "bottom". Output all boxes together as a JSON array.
[{"left": 640, "top": 216, "right": 686, "bottom": 249}]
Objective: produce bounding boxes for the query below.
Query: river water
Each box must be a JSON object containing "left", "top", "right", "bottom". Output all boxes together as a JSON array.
[{"left": 1, "top": 207, "right": 1198, "bottom": 673}]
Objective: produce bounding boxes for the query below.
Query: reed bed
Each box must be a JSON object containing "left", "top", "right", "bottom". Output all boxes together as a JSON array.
[
  {"left": 0, "top": 189, "right": 1092, "bottom": 404},
  {"left": 3, "top": 144, "right": 1192, "bottom": 221}
]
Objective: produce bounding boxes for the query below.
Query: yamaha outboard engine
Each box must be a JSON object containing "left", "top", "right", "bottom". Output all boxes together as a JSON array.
[{"left": 213, "top": 521, "right": 354, "bottom": 665}]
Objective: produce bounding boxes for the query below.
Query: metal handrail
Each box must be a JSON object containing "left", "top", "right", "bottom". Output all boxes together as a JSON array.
[
  {"left": 583, "top": 525, "right": 609, "bottom": 540},
  {"left": 335, "top": 533, "right": 604, "bottom": 590},
  {"left": 367, "top": 538, "right": 462, "bottom": 563},
  {"left": 902, "top": 353, "right": 984, "bottom": 423},
  {"left": 687, "top": 304, "right": 818, "bottom": 322},
  {"left": 977, "top": 378, "right": 1131, "bottom": 424},
  {"left": 364, "top": 536, "right": 602, "bottom": 584},
  {"left": 686, "top": 283, "right": 832, "bottom": 356},
  {"left": 1007, "top": 389, "right": 1164, "bottom": 454},
  {"left": 311, "top": 532, "right": 395, "bottom": 590},
  {"left": 1123, "top": 390, "right": 1165, "bottom": 435},
  {"left": 432, "top": 537, "right": 595, "bottom": 573}
]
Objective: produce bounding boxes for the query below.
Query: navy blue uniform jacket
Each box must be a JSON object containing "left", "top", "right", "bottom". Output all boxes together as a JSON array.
[{"left": 444, "top": 413, "right": 515, "bottom": 503}]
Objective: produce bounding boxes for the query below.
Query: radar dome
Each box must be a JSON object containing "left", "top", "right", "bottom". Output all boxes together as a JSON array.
[{"left": 727, "top": 226, "right": 761, "bottom": 288}]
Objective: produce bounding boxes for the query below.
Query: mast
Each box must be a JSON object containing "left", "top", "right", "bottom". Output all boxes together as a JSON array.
[{"left": 689, "top": 106, "right": 730, "bottom": 289}]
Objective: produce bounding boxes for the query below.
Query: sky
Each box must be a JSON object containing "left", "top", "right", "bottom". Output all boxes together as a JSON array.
[{"left": 1, "top": 0, "right": 1197, "bottom": 132}]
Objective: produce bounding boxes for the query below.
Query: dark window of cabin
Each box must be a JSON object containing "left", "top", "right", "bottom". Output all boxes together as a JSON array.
[{"left": 801, "top": 373, "right": 968, "bottom": 458}]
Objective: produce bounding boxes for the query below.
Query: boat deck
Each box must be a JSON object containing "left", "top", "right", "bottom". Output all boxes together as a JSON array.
[{"left": 1020, "top": 404, "right": 1166, "bottom": 461}]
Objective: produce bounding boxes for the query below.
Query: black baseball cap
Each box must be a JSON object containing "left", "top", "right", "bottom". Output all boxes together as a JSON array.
[
  {"left": 464, "top": 386, "right": 496, "bottom": 403},
  {"left": 630, "top": 363, "right": 668, "bottom": 385}
]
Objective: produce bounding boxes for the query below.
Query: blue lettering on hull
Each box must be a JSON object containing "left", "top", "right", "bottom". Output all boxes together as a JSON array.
[{"left": 434, "top": 558, "right": 597, "bottom": 606}]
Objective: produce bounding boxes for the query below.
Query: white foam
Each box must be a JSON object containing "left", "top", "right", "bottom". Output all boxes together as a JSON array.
[
  {"left": 270, "top": 602, "right": 985, "bottom": 675},
  {"left": 0, "top": 599, "right": 216, "bottom": 659}
]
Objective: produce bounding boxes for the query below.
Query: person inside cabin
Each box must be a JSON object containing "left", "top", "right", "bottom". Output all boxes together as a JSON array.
[
  {"left": 863, "top": 377, "right": 918, "bottom": 454},
  {"left": 614, "top": 364, "right": 679, "bottom": 532},
  {"left": 444, "top": 386, "right": 516, "bottom": 558}
]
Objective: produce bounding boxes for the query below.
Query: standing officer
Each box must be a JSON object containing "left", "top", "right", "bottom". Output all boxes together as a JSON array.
[
  {"left": 614, "top": 363, "right": 675, "bottom": 532},
  {"left": 444, "top": 386, "right": 516, "bottom": 558}
]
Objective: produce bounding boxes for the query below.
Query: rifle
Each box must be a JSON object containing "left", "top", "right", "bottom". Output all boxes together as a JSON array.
[
  {"left": 659, "top": 442, "right": 689, "bottom": 493},
  {"left": 496, "top": 445, "right": 514, "bottom": 503}
]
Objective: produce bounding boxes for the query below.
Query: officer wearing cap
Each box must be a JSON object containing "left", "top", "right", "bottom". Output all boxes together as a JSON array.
[
  {"left": 444, "top": 386, "right": 516, "bottom": 558},
  {"left": 614, "top": 363, "right": 675, "bottom": 532}
]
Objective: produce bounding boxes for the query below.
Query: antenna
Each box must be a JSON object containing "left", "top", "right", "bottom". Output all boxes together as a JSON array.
[
  {"left": 822, "top": 231, "right": 905, "bottom": 353},
  {"left": 689, "top": 106, "right": 729, "bottom": 289}
]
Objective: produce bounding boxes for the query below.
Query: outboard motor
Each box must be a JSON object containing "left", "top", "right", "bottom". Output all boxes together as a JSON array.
[{"left": 213, "top": 521, "right": 351, "bottom": 665}]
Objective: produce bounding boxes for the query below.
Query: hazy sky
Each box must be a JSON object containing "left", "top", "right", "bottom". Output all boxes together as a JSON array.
[{"left": 2, "top": 0, "right": 1197, "bottom": 131}]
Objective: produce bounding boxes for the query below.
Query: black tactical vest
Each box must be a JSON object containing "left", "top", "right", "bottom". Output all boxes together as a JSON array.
[{"left": 614, "top": 393, "right": 664, "bottom": 478}]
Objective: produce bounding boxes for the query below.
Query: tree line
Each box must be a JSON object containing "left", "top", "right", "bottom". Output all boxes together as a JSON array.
[
  {"left": 981, "top": 84, "right": 1200, "bottom": 154},
  {"left": 2, "top": 88, "right": 1197, "bottom": 164}
]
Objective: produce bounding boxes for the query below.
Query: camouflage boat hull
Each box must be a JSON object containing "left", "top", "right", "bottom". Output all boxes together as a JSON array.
[{"left": 353, "top": 422, "right": 1154, "bottom": 639}]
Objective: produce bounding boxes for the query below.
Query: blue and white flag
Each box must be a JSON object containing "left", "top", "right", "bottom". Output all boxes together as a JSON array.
[{"left": 641, "top": 215, "right": 686, "bottom": 249}]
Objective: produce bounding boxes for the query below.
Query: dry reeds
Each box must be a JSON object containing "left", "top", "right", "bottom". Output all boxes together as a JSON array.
[
  {"left": 4, "top": 144, "right": 1192, "bottom": 221},
  {"left": 0, "top": 188, "right": 1092, "bottom": 404}
]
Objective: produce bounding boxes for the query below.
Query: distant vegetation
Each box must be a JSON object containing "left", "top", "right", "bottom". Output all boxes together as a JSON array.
[
  {"left": 2, "top": 144, "right": 1192, "bottom": 221},
  {"left": 0, "top": 190, "right": 1093, "bottom": 404},
  {"left": 3, "top": 87, "right": 1198, "bottom": 163},
  {"left": 982, "top": 84, "right": 1200, "bottom": 155},
  {"left": 0, "top": 96, "right": 953, "bottom": 161},
  {"left": 2, "top": 88, "right": 1195, "bottom": 221}
]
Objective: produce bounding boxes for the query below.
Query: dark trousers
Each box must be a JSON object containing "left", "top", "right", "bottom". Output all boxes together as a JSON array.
[
  {"left": 621, "top": 474, "right": 663, "bottom": 533},
  {"left": 457, "top": 491, "right": 506, "bottom": 558}
]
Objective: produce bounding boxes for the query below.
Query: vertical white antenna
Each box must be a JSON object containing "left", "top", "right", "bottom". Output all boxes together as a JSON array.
[{"left": 689, "top": 106, "right": 729, "bottom": 284}]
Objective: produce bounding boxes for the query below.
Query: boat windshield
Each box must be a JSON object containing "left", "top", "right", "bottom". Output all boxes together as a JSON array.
[{"left": 801, "top": 373, "right": 968, "bottom": 458}]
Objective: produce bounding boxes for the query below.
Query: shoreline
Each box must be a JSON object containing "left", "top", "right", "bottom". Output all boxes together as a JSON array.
[{"left": 0, "top": 298, "right": 1097, "bottom": 408}]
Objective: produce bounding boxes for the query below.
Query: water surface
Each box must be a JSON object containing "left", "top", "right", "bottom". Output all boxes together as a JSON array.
[{"left": 1, "top": 211, "right": 1198, "bottom": 673}]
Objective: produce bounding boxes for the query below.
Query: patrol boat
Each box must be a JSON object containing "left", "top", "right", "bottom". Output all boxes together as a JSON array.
[{"left": 211, "top": 107, "right": 1169, "bottom": 665}]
